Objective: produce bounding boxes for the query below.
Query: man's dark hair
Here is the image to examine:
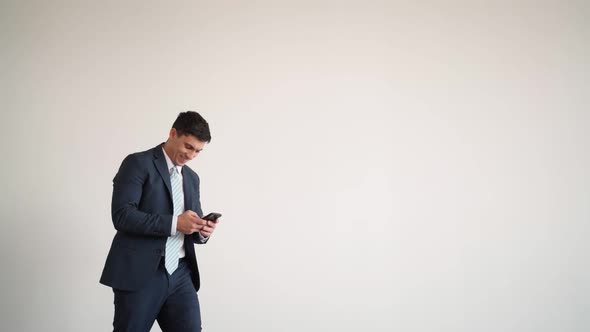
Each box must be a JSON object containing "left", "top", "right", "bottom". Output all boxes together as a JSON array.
[{"left": 172, "top": 111, "right": 211, "bottom": 142}]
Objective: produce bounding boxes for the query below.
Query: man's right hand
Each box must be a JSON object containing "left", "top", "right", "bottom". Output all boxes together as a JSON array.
[{"left": 177, "top": 210, "right": 206, "bottom": 234}]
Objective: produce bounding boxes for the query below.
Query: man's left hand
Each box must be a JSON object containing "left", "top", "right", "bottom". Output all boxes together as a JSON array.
[{"left": 200, "top": 218, "right": 219, "bottom": 238}]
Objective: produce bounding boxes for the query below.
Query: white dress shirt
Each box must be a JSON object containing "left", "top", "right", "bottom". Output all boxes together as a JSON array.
[
  {"left": 162, "top": 148, "right": 207, "bottom": 258},
  {"left": 162, "top": 148, "right": 186, "bottom": 258}
]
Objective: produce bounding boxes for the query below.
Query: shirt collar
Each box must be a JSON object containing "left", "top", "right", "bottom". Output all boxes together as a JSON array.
[{"left": 162, "top": 147, "right": 183, "bottom": 175}]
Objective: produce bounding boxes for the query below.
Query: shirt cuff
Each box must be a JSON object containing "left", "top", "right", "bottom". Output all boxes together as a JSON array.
[
  {"left": 198, "top": 232, "right": 209, "bottom": 241},
  {"left": 171, "top": 215, "right": 178, "bottom": 236}
]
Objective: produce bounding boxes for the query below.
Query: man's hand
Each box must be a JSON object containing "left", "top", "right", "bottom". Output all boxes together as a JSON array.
[
  {"left": 177, "top": 210, "right": 206, "bottom": 234},
  {"left": 199, "top": 218, "right": 219, "bottom": 238}
]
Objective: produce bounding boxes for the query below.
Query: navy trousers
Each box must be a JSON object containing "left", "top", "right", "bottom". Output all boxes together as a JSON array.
[{"left": 113, "top": 258, "right": 201, "bottom": 332}]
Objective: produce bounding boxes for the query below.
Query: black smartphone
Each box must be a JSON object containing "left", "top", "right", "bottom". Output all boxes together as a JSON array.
[{"left": 202, "top": 212, "right": 222, "bottom": 222}]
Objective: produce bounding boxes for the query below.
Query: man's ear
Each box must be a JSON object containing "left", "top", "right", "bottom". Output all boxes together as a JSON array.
[{"left": 169, "top": 128, "right": 177, "bottom": 139}]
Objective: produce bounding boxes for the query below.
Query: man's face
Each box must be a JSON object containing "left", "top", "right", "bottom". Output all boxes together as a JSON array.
[{"left": 166, "top": 128, "right": 207, "bottom": 166}]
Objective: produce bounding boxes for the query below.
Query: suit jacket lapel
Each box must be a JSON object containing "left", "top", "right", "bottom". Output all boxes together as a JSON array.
[
  {"left": 182, "top": 168, "right": 193, "bottom": 212},
  {"left": 153, "top": 145, "right": 173, "bottom": 198}
]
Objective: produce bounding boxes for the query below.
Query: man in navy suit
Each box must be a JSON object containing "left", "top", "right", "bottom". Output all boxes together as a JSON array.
[{"left": 100, "top": 111, "right": 219, "bottom": 332}]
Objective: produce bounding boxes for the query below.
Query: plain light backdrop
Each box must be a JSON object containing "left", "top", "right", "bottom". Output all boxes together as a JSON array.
[{"left": 1, "top": 1, "right": 588, "bottom": 331}]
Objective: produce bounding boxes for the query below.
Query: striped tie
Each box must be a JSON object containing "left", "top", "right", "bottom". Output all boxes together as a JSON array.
[{"left": 165, "top": 166, "right": 184, "bottom": 274}]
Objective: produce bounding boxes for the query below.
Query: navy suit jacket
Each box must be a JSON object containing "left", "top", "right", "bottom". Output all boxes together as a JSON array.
[{"left": 100, "top": 144, "right": 207, "bottom": 291}]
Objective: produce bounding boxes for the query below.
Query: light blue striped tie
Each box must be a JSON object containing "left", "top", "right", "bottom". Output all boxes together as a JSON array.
[{"left": 165, "top": 166, "right": 184, "bottom": 274}]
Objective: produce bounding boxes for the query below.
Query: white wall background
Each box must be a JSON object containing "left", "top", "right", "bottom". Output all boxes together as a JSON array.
[{"left": 1, "top": 1, "right": 588, "bottom": 331}]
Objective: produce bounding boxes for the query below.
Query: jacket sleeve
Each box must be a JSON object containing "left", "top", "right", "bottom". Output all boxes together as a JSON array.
[
  {"left": 111, "top": 154, "right": 173, "bottom": 237},
  {"left": 190, "top": 172, "right": 209, "bottom": 244}
]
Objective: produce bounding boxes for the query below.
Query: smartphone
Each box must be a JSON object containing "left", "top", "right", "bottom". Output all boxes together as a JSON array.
[{"left": 202, "top": 212, "right": 222, "bottom": 222}]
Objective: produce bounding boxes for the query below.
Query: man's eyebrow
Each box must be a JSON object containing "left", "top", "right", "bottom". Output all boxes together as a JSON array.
[{"left": 186, "top": 143, "right": 203, "bottom": 152}]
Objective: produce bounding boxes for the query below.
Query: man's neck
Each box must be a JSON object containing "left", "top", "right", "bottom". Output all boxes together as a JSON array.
[{"left": 162, "top": 142, "right": 178, "bottom": 167}]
